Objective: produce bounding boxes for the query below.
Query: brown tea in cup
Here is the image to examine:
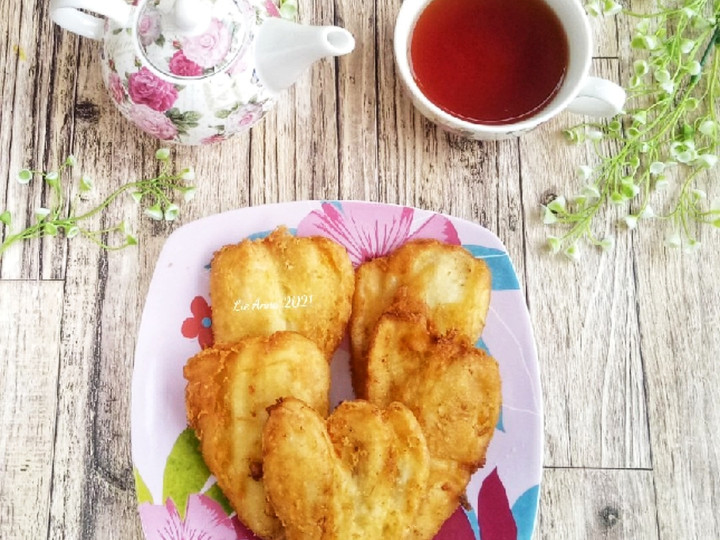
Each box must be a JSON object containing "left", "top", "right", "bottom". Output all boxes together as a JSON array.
[{"left": 409, "top": 0, "right": 570, "bottom": 125}]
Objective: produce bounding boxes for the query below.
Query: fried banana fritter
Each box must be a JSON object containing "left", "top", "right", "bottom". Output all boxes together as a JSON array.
[
  {"left": 184, "top": 332, "right": 330, "bottom": 540},
  {"left": 262, "top": 398, "right": 431, "bottom": 540},
  {"left": 350, "top": 239, "right": 491, "bottom": 394},
  {"left": 365, "top": 300, "right": 502, "bottom": 538},
  {"left": 210, "top": 227, "right": 354, "bottom": 359}
]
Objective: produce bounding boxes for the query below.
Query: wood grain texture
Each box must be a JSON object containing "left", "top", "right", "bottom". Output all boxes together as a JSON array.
[
  {"left": 633, "top": 204, "right": 720, "bottom": 539},
  {"left": 539, "top": 468, "right": 658, "bottom": 539},
  {"left": 0, "top": 281, "right": 64, "bottom": 539},
  {"left": 1, "top": 0, "right": 720, "bottom": 538},
  {"left": 520, "top": 60, "right": 651, "bottom": 471}
]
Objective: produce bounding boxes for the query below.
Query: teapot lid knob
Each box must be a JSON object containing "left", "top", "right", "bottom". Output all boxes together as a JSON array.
[{"left": 136, "top": 0, "right": 250, "bottom": 80}]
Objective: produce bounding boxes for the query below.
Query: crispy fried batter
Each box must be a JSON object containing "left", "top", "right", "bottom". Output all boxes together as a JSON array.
[
  {"left": 350, "top": 239, "right": 491, "bottom": 394},
  {"left": 262, "top": 398, "right": 431, "bottom": 540},
  {"left": 210, "top": 227, "right": 354, "bottom": 359},
  {"left": 365, "top": 298, "right": 502, "bottom": 538},
  {"left": 184, "top": 332, "right": 330, "bottom": 540}
]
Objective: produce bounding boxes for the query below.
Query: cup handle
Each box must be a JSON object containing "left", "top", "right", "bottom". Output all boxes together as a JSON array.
[
  {"left": 567, "top": 76, "right": 627, "bottom": 118},
  {"left": 50, "top": 0, "right": 133, "bottom": 41}
]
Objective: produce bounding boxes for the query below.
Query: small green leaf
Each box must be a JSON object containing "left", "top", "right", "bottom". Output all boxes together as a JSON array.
[
  {"left": 582, "top": 184, "right": 600, "bottom": 199},
  {"left": 17, "top": 169, "right": 33, "bottom": 184},
  {"left": 163, "top": 428, "right": 211, "bottom": 520},
  {"left": 547, "top": 196, "right": 567, "bottom": 213},
  {"left": 279, "top": 0, "right": 298, "bottom": 20},
  {"left": 183, "top": 186, "right": 197, "bottom": 202},
  {"left": 610, "top": 192, "right": 625, "bottom": 205},
  {"left": 214, "top": 109, "right": 233, "bottom": 119},
  {"left": 599, "top": 236, "right": 615, "bottom": 251},
  {"left": 563, "top": 243, "right": 580, "bottom": 261},
  {"left": 44, "top": 223, "right": 58, "bottom": 236},
  {"left": 585, "top": 1, "right": 601, "bottom": 17},
  {"left": 633, "top": 59, "right": 649, "bottom": 76},
  {"left": 164, "top": 204, "right": 180, "bottom": 221},
  {"left": 181, "top": 111, "right": 202, "bottom": 122},
  {"left": 576, "top": 165, "right": 593, "bottom": 180},
  {"left": 542, "top": 206, "right": 558, "bottom": 225},
  {"left": 180, "top": 167, "right": 196, "bottom": 181},
  {"left": 547, "top": 236, "right": 561, "bottom": 254},
  {"left": 155, "top": 148, "right": 171, "bottom": 161},
  {"left": 145, "top": 203, "right": 164, "bottom": 221},
  {"left": 0, "top": 211, "right": 11, "bottom": 227},
  {"left": 79, "top": 175, "right": 94, "bottom": 192}
]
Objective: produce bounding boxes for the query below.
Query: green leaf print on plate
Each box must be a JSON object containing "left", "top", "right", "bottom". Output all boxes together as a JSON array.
[
  {"left": 134, "top": 467, "right": 153, "bottom": 505},
  {"left": 162, "top": 428, "right": 211, "bottom": 519}
]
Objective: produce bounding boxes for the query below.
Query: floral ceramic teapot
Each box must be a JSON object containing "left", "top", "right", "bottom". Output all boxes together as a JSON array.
[{"left": 49, "top": 0, "right": 355, "bottom": 145}]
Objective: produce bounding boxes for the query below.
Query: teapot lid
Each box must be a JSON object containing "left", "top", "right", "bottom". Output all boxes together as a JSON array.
[{"left": 136, "top": 0, "right": 252, "bottom": 79}]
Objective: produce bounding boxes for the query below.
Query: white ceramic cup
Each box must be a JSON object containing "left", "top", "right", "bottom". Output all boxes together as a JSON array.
[{"left": 394, "top": 0, "right": 627, "bottom": 140}]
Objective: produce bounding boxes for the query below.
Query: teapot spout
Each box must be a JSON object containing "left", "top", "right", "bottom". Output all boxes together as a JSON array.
[{"left": 256, "top": 18, "right": 355, "bottom": 94}]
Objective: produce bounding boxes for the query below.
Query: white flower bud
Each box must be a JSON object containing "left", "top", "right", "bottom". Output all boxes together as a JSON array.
[
  {"left": 623, "top": 215, "right": 638, "bottom": 229},
  {"left": 665, "top": 231, "right": 681, "bottom": 248}
]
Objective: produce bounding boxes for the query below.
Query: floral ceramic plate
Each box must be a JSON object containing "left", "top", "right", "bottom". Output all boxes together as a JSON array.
[{"left": 132, "top": 200, "right": 542, "bottom": 540}]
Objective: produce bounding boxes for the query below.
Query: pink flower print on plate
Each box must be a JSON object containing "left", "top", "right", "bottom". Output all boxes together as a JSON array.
[
  {"left": 182, "top": 18, "right": 232, "bottom": 69},
  {"left": 128, "top": 67, "right": 178, "bottom": 112},
  {"left": 296, "top": 201, "right": 461, "bottom": 266},
  {"left": 129, "top": 104, "right": 178, "bottom": 141},
  {"left": 138, "top": 494, "right": 253, "bottom": 540},
  {"left": 264, "top": 0, "right": 281, "bottom": 17},
  {"left": 137, "top": 6, "right": 161, "bottom": 47},
  {"left": 169, "top": 50, "right": 204, "bottom": 77}
]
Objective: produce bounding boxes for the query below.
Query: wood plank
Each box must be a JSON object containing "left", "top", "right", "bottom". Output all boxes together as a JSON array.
[
  {"left": 613, "top": 7, "right": 720, "bottom": 534},
  {"left": 0, "top": 280, "right": 64, "bottom": 539},
  {"left": 335, "top": 0, "right": 380, "bottom": 201},
  {"left": 249, "top": 0, "right": 343, "bottom": 205},
  {"left": 630, "top": 141, "right": 720, "bottom": 539},
  {"left": 518, "top": 59, "right": 652, "bottom": 470},
  {"left": 635, "top": 237, "right": 720, "bottom": 538},
  {"left": 539, "top": 468, "right": 658, "bottom": 539},
  {"left": 0, "top": 0, "right": 78, "bottom": 280},
  {"left": 47, "top": 244, "right": 143, "bottom": 540},
  {"left": 44, "top": 33, "right": 157, "bottom": 540}
]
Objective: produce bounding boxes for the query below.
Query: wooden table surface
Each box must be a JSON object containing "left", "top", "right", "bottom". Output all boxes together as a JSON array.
[{"left": 1, "top": 0, "right": 719, "bottom": 538}]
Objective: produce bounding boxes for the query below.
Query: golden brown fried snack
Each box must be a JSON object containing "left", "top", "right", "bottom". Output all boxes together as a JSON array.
[
  {"left": 262, "top": 397, "right": 431, "bottom": 540},
  {"left": 184, "top": 332, "right": 330, "bottom": 540},
  {"left": 350, "top": 239, "right": 491, "bottom": 394},
  {"left": 210, "top": 227, "right": 354, "bottom": 359},
  {"left": 365, "top": 299, "right": 502, "bottom": 538}
]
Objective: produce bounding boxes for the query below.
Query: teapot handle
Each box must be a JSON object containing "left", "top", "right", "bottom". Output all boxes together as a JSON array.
[{"left": 50, "top": 0, "right": 133, "bottom": 41}]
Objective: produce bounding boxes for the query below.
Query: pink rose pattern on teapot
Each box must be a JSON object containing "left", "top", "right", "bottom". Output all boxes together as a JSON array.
[
  {"left": 100, "top": 0, "right": 288, "bottom": 145},
  {"left": 181, "top": 18, "right": 233, "bottom": 68}
]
